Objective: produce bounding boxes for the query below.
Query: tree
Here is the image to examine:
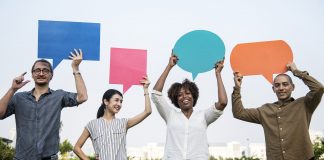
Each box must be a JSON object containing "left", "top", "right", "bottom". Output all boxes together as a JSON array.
[
  {"left": 59, "top": 139, "right": 73, "bottom": 159},
  {"left": 0, "top": 140, "right": 15, "bottom": 160},
  {"left": 313, "top": 137, "right": 324, "bottom": 160},
  {"left": 239, "top": 156, "right": 260, "bottom": 160}
]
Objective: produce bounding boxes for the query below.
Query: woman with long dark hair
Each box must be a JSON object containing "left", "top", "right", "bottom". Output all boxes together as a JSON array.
[{"left": 73, "top": 76, "right": 152, "bottom": 160}]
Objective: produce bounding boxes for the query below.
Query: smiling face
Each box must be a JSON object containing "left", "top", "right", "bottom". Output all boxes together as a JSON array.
[
  {"left": 177, "top": 87, "right": 194, "bottom": 111},
  {"left": 32, "top": 61, "right": 53, "bottom": 86},
  {"left": 104, "top": 93, "right": 123, "bottom": 115},
  {"left": 168, "top": 79, "right": 199, "bottom": 109},
  {"left": 272, "top": 74, "right": 295, "bottom": 102}
]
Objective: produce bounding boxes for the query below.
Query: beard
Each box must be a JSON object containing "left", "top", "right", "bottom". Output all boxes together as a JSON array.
[
  {"left": 35, "top": 79, "right": 49, "bottom": 87},
  {"left": 35, "top": 80, "right": 49, "bottom": 87}
]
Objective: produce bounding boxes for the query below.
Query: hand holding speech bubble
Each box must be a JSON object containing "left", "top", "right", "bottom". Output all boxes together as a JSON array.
[
  {"left": 173, "top": 30, "right": 225, "bottom": 80},
  {"left": 230, "top": 40, "right": 293, "bottom": 83},
  {"left": 109, "top": 48, "right": 147, "bottom": 93},
  {"left": 38, "top": 20, "right": 100, "bottom": 69}
]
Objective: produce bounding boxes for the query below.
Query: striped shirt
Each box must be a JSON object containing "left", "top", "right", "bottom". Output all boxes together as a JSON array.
[{"left": 86, "top": 118, "right": 128, "bottom": 160}]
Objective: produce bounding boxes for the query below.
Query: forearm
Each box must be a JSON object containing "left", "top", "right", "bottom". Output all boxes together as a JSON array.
[
  {"left": 144, "top": 88, "right": 152, "bottom": 115},
  {"left": 293, "top": 69, "right": 324, "bottom": 92},
  {"left": 73, "top": 72, "right": 88, "bottom": 104},
  {"left": 153, "top": 65, "right": 172, "bottom": 92},
  {"left": 73, "top": 146, "right": 89, "bottom": 160},
  {"left": 126, "top": 88, "right": 152, "bottom": 129},
  {"left": 215, "top": 73, "right": 228, "bottom": 110},
  {"left": 73, "top": 129, "right": 90, "bottom": 160},
  {"left": 232, "top": 86, "right": 245, "bottom": 119},
  {"left": 0, "top": 88, "right": 16, "bottom": 118},
  {"left": 231, "top": 87, "right": 261, "bottom": 123}
]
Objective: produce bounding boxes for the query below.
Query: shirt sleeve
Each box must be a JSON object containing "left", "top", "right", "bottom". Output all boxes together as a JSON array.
[
  {"left": 151, "top": 90, "right": 171, "bottom": 123},
  {"left": 204, "top": 105, "right": 223, "bottom": 126},
  {"left": 293, "top": 70, "right": 324, "bottom": 112},
  {"left": 1, "top": 94, "right": 16, "bottom": 119},
  {"left": 86, "top": 120, "right": 98, "bottom": 140},
  {"left": 121, "top": 118, "right": 128, "bottom": 132},
  {"left": 61, "top": 90, "right": 79, "bottom": 108},
  {"left": 232, "top": 86, "right": 262, "bottom": 124},
  {"left": 85, "top": 121, "right": 93, "bottom": 136}
]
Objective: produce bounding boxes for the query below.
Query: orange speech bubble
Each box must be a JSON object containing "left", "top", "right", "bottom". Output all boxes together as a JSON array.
[{"left": 230, "top": 40, "right": 293, "bottom": 83}]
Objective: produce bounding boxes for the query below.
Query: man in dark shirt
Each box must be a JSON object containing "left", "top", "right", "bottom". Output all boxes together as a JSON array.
[
  {"left": 232, "top": 62, "right": 324, "bottom": 160},
  {"left": 0, "top": 49, "right": 88, "bottom": 160}
]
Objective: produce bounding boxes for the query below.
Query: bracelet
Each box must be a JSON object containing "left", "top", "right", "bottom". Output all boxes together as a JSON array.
[
  {"left": 144, "top": 93, "right": 149, "bottom": 96},
  {"left": 73, "top": 71, "right": 81, "bottom": 76}
]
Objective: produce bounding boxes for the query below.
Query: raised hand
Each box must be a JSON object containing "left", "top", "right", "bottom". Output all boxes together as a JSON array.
[
  {"left": 12, "top": 72, "right": 30, "bottom": 91},
  {"left": 140, "top": 76, "right": 150, "bottom": 89},
  {"left": 168, "top": 49, "right": 178, "bottom": 68},
  {"left": 233, "top": 71, "right": 243, "bottom": 87},
  {"left": 286, "top": 62, "right": 297, "bottom": 72},
  {"left": 69, "top": 49, "right": 83, "bottom": 70},
  {"left": 214, "top": 59, "right": 225, "bottom": 74}
]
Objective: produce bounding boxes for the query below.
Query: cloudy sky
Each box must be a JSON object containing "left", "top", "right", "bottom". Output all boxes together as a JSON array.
[{"left": 1, "top": 0, "right": 324, "bottom": 153}]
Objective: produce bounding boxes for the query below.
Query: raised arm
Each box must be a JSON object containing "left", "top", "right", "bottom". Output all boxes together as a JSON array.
[
  {"left": 73, "top": 128, "right": 91, "bottom": 160},
  {"left": 0, "top": 72, "right": 30, "bottom": 118},
  {"left": 232, "top": 72, "right": 261, "bottom": 123},
  {"left": 127, "top": 76, "right": 152, "bottom": 129},
  {"left": 153, "top": 52, "right": 178, "bottom": 92},
  {"left": 214, "top": 60, "right": 227, "bottom": 110},
  {"left": 287, "top": 62, "right": 324, "bottom": 110},
  {"left": 69, "top": 49, "right": 88, "bottom": 104}
]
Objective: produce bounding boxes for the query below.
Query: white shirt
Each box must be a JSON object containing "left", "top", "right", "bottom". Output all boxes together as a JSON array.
[{"left": 151, "top": 90, "right": 223, "bottom": 160}]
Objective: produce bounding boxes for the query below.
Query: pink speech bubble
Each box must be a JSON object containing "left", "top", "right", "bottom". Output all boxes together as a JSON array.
[{"left": 109, "top": 48, "right": 147, "bottom": 93}]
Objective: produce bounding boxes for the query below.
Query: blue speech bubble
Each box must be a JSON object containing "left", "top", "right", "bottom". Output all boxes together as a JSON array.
[
  {"left": 38, "top": 20, "right": 100, "bottom": 69},
  {"left": 173, "top": 30, "right": 225, "bottom": 79}
]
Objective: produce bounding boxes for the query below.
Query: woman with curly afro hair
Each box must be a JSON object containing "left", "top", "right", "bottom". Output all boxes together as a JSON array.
[{"left": 151, "top": 52, "right": 227, "bottom": 160}]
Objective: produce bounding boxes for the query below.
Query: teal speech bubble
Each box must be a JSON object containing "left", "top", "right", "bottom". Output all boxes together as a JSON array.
[{"left": 173, "top": 30, "right": 225, "bottom": 79}]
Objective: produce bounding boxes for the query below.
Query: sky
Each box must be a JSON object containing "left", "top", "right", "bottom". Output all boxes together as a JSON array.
[{"left": 1, "top": 0, "right": 324, "bottom": 153}]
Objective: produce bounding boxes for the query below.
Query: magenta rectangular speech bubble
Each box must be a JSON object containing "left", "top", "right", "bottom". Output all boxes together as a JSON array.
[{"left": 109, "top": 47, "right": 147, "bottom": 93}]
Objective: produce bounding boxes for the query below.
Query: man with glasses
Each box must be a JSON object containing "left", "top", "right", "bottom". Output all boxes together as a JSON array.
[{"left": 0, "top": 49, "right": 88, "bottom": 160}]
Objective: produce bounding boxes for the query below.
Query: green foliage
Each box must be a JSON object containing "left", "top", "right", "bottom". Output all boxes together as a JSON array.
[
  {"left": 209, "top": 155, "right": 260, "bottom": 160},
  {"left": 59, "top": 139, "right": 73, "bottom": 155},
  {"left": 0, "top": 140, "right": 15, "bottom": 160},
  {"left": 239, "top": 156, "right": 260, "bottom": 160},
  {"left": 88, "top": 155, "right": 97, "bottom": 160},
  {"left": 313, "top": 137, "right": 324, "bottom": 160}
]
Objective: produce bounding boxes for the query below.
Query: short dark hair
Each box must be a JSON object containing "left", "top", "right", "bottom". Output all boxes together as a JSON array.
[
  {"left": 167, "top": 79, "right": 199, "bottom": 108},
  {"left": 31, "top": 59, "right": 53, "bottom": 74},
  {"left": 274, "top": 73, "right": 293, "bottom": 84}
]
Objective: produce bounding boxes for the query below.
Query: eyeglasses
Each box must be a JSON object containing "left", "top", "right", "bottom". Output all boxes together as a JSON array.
[{"left": 32, "top": 68, "right": 51, "bottom": 75}]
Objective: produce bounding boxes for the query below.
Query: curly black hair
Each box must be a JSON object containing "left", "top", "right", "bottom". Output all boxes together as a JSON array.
[{"left": 167, "top": 79, "right": 199, "bottom": 108}]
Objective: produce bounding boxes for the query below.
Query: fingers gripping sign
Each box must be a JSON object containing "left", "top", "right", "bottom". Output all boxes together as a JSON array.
[{"left": 233, "top": 71, "right": 243, "bottom": 87}]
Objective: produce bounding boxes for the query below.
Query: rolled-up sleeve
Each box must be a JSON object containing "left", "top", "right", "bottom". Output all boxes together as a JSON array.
[
  {"left": 1, "top": 95, "right": 16, "bottom": 119},
  {"left": 151, "top": 90, "right": 171, "bottom": 123},
  {"left": 61, "top": 90, "right": 79, "bottom": 107},
  {"left": 293, "top": 70, "right": 324, "bottom": 112},
  {"left": 204, "top": 106, "right": 223, "bottom": 125}
]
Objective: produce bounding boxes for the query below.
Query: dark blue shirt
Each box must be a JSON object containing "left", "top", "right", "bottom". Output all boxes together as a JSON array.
[{"left": 1, "top": 88, "right": 79, "bottom": 160}]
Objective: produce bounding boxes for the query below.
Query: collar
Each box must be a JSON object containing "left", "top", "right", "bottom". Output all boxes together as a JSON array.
[
  {"left": 27, "top": 88, "right": 53, "bottom": 96},
  {"left": 274, "top": 97, "right": 295, "bottom": 106}
]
